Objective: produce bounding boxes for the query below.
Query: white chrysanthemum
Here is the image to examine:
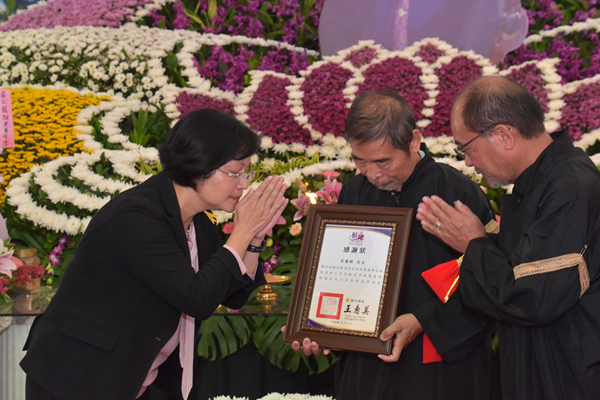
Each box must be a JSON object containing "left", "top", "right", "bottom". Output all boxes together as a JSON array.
[
  {"left": 273, "top": 143, "right": 289, "bottom": 154},
  {"left": 261, "top": 136, "right": 274, "bottom": 150},
  {"left": 290, "top": 143, "right": 306, "bottom": 153},
  {"left": 305, "top": 145, "right": 320, "bottom": 158}
]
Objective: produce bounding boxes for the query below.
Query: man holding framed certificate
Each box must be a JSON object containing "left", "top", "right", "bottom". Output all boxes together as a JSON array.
[{"left": 290, "top": 92, "right": 496, "bottom": 399}]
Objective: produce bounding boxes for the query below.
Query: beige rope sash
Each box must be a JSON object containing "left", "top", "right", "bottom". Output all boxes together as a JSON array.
[
  {"left": 485, "top": 219, "right": 500, "bottom": 234},
  {"left": 513, "top": 253, "right": 590, "bottom": 297}
]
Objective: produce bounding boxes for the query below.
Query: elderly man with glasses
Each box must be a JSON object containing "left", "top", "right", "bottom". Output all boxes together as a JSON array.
[{"left": 418, "top": 76, "right": 600, "bottom": 400}]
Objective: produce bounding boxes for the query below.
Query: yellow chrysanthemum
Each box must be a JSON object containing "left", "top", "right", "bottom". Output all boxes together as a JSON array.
[{"left": 0, "top": 87, "right": 111, "bottom": 200}]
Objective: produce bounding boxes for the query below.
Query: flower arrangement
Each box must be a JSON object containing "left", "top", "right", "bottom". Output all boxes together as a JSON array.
[
  {"left": 133, "top": 0, "right": 324, "bottom": 51},
  {"left": 504, "top": 3, "right": 599, "bottom": 83},
  {"left": 0, "top": 0, "right": 155, "bottom": 30},
  {"left": 11, "top": 263, "right": 44, "bottom": 286},
  {"left": 0, "top": 86, "right": 111, "bottom": 198},
  {"left": 0, "top": 240, "right": 23, "bottom": 299}
]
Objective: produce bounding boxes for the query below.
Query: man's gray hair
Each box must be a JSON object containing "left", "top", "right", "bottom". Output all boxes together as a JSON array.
[{"left": 345, "top": 91, "right": 417, "bottom": 152}]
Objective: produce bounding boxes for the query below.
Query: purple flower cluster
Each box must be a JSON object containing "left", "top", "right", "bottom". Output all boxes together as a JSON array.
[
  {"left": 175, "top": 92, "right": 235, "bottom": 118},
  {"left": 424, "top": 56, "right": 481, "bottom": 137},
  {"left": 504, "top": 2, "right": 599, "bottom": 83},
  {"left": 0, "top": 0, "right": 154, "bottom": 31},
  {"left": 149, "top": 8, "right": 165, "bottom": 27},
  {"left": 188, "top": 0, "right": 324, "bottom": 48},
  {"left": 559, "top": 81, "right": 600, "bottom": 140},
  {"left": 268, "top": 0, "right": 324, "bottom": 45},
  {"left": 258, "top": 47, "right": 310, "bottom": 75},
  {"left": 231, "top": 0, "right": 267, "bottom": 38},
  {"left": 504, "top": 63, "right": 549, "bottom": 112},
  {"left": 246, "top": 74, "right": 314, "bottom": 144},
  {"left": 526, "top": 0, "right": 564, "bottom": 30},
  {"left": 48, "top": 235, "right": 71, "bottom": 267},
  {"left": 357, "top": 56, "right": 428, "bottom": 123},
  {"left": 194, "top": 45, "right": 255, "bottom": 94},
  {"left": 261, "top": 255, "right": 280, "bottom": 274},
  {"left": 194, "top": 0, "right": 264, "bottom": 38},
  {"left": 172, "top": 0, "right": 191, "bottom": 30},
  {"left": 343, "top": 47, "right": 378, "bottom": 68},
  {"left": 415, "top": 43, "right": 446, "bottom": 64},
  {"left": 506, "top": 35, "right": 600, "bottom": 84},
  {"left": 301, "top": 63, "right": 353, "bottom": 136}
]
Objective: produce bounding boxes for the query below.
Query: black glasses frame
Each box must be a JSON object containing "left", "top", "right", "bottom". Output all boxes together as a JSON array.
[{"left": 454, "top": 124, "right": 497, "bottom": 159}]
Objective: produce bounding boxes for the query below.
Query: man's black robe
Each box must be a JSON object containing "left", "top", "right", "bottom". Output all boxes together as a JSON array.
[
  {"left": 334, "top": 145, "right": 495, "bottom": 400},
  {"left": 460, "top": 130, "right": 600, "bottom": 400}
]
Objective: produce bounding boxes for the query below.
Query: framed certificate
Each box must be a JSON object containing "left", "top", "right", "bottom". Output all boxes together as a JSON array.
[{"left": 283, "top": 204, "right": 413, "bottom": 355}]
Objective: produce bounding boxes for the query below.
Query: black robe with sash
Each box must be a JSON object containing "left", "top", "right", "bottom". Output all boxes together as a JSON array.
[
  {"left": 459, "top": 130, "right": 600, "bottom": 400},
  {"left": 334, "top": 144, "right": 495, "bottom": 400}
]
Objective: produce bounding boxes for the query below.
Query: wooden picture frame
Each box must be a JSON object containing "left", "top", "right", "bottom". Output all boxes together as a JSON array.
[{"left": 283, "top": 204, "right": 413, "bottom": 355}]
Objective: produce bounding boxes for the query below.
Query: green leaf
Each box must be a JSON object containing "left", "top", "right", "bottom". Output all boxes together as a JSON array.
[
  {"left": 8, "top": 226, "right": 45, "bottom": 254},
  {"left": 184, "top": 7, "right": 206, "bottom": 29},
  {"left": 197, "top": 315, "right": 253, "bottom": 360},
  {"left": 208, "top": 0, "right": 218, "bottom": 20}
]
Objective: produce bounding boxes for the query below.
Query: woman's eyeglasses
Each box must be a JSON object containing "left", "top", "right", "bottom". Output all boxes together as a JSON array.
[{"left": 216, "top": 168, "right": 256, "bottom": 185}]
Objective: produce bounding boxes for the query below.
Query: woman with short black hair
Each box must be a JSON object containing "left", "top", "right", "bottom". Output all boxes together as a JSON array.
[{"left": 21, "top": 109, "right": 288, "bottom": 400}]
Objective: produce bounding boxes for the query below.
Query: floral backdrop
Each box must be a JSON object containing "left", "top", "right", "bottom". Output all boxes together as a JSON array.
[{"left": 0, "top": 0, "right": 598, "bottom": 373}]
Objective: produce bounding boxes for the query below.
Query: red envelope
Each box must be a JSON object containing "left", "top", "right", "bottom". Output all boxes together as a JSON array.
[{"left": 420, "top": 256, "right": 463, "bottom": 363}]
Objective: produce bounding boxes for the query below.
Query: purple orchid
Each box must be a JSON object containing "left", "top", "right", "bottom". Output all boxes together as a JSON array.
[
  {"left": 48, "top": 235, "right": 71, "bottom": 267},
  {"left": 262, "top": 255, "right": 281, "bottom": 274}
]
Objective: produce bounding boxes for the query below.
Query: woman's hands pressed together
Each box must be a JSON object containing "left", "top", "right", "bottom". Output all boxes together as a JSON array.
[{"left": 227, "top": 176, "right": 288, "bottom": 274}]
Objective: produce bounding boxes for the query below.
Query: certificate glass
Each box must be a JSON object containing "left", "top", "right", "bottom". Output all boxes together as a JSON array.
[{"left": 284, "top": 204, "right": 413, "bottom": 355}]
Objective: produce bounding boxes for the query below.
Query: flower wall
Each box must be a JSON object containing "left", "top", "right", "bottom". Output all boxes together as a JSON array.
[{"left": 0, "top": 0, "right": 598, "bottom": 372}]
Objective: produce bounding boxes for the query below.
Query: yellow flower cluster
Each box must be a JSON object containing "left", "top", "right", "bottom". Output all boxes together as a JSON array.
[{"left": 0, "top": 87, "right": 111, "bottom": 198}]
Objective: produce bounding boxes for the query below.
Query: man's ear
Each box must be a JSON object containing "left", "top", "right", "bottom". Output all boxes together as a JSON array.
[
  {"left": 497, "top": 125, "right": 515, "bottom": 150},
  {"left": 410, "top": 129, "right": 422, "bottom": 152}
]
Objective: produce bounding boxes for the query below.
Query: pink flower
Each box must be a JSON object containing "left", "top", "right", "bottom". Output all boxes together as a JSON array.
[
  {"left": 291, "top": 190, "right": 311, "bottom": 221},
  {"left": 317, "top": 178, "right": 342, "bottom": 205},
  {"left": 0, "top": 275, "right": 9, "bottom": 295},
  {"left": 222, "top": 222, "right": 235, "bottom": 235},
  {"left": 322, "top": 171, "right": 340, "bottom": 180},
  {"left": 0, "top": 250, "right": 23, "bottom": 278},
  {"left": 267, "top": 215, "right": 287, "bottom": 237}
]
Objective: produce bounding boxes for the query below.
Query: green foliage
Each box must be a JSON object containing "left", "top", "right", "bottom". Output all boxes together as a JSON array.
[
  {"left": 89, "top": 112, "right": 124, "bottom": 150},
  {"left": 252, "top": 315, "right": 337, "bottom": 373},
  {"left": 197, "top": 316, "right": 256, "bottom": 360},
  {"left": 120, "top": 105, "right": 172, "bottom": 148},
  {"left": 478, "top": 177, "right": 506, "bottom": 216},
  {"left": 163, "top": 43, "right": 187, "bottom": 87},
  {"left": 586, "top": 139, "right": 600, "bottom": 156}
]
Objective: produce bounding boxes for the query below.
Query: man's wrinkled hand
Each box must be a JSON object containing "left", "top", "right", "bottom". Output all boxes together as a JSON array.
[
  {"left": 416, "top": 195, "right": 486, "bottom": 253},
  {"left": 378, "top": 314, "right": 423, "bottom": 363}
]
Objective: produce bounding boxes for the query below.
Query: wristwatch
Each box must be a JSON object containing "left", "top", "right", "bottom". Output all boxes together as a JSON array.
[{"left": 247, "top": 239, "right": 267, "bottom": 253}]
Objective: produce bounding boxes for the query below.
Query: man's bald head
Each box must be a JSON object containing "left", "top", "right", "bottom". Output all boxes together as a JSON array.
[{"left": 454, "top": 76, "right": 546, "bottom": 139}]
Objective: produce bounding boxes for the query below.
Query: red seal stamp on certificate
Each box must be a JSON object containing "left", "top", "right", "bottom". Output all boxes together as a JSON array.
[{"left": 316, "top": 292, "right": 344, "bottom": 319}]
